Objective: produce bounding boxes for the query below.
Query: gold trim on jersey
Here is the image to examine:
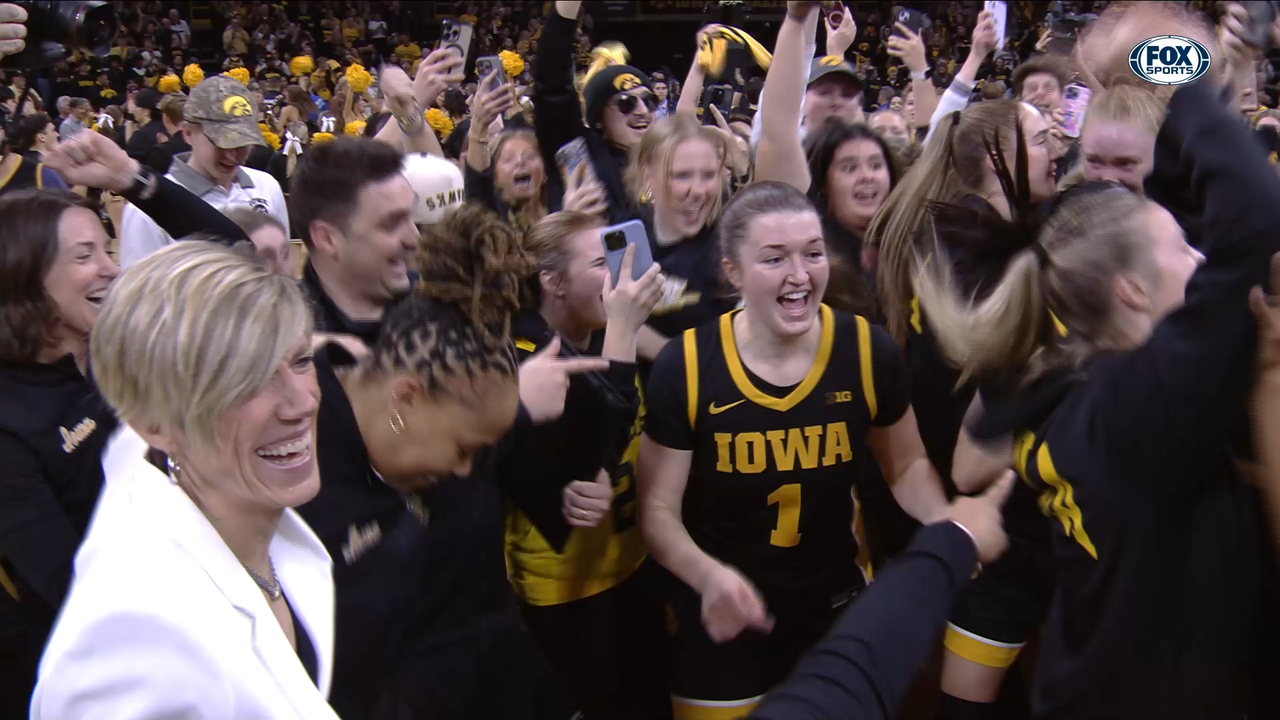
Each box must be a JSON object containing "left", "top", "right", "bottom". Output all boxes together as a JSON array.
[
  {"left": 682, "top": 329, "right": 700, "bottom": 430},
  {"left": 943, "top": 623, "right": 1024, "bottom": 668},
  {"left": 718, "top": 304, "right": 834, "bottom": 412},
  {"left": 515, "top": 338, "right": 537, "bottom": 353},
  {"left": 672, "top": 695, "right": 763, "bottom": 720},
  {"left": 855, "top": 315, "right": 877, "bottom": 421}
]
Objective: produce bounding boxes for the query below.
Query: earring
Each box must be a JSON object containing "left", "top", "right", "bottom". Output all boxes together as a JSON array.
[
  {"left": 166, "top": 455, "right": 182, "bottom": 484},
  {"left": 389, "top": 390, "right": 405, "bottom": 435}
]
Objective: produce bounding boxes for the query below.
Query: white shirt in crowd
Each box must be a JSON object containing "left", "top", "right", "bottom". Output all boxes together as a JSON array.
[
  {"left": 172, "top": 18, "right": 192, "bottom": 47},
  {"left": 119, "top": 154, "right": 289, "bottom": 268},
  {"left": 368, "top": 18, "right": 387, "bottom": 38}
]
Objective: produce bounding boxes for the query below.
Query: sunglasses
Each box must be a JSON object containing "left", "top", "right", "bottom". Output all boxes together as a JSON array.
[{"left": 613, "top": 92, "right": 658, "bottom": 115}]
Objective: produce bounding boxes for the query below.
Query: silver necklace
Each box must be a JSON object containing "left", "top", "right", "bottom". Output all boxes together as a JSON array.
[
  {"left": 243, "top": 557, "right": 283, "bottom": 602},
  {"left": 167, "top": 457, "right": 284, "bottom": 602}
]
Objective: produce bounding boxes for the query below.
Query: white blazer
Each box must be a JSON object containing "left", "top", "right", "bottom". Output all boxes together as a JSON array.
[{"left": 30, "top": 427, "right": 340, "bottom": 720}]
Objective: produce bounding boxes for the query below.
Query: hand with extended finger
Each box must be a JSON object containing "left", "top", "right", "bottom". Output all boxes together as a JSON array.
[
  {"left": 518, "top": 335, "right": 611, "bottom": 423},
  {"left": 699, "top": 563, "right": 775, "bottom": 643},
  {"left": 563, "top": 469, "right": 613, "bottom": 527}
]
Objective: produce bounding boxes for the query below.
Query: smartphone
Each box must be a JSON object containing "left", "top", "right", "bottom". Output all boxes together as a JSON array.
[
  {"left": 475, "top": 55, "right": 505, "bottom": 92},
  {"left": 601, "top": 220, "right": 655, "bottom": 284},
  {"left": 892, "top": 7, "right": 926, "bottom": 38},
  {"left": 436, "top": 20, "right": 474, "bottom": 63},
  {"left": 555, "top": 137, "right": 598, "bottom": 187},
  {"left": 1060, "top": 83, "right": 1091, "bottom": 138},
  {"left": 984, "top": 1, "right": 1008, "bottom": 50},
  {"left": 699, "top": 84, "right": 734, "bottom": 123}
]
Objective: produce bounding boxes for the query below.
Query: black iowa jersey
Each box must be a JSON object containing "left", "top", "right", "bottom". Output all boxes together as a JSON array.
[{"left": 645, "top": 305, "right": 910, "bottom": 601}]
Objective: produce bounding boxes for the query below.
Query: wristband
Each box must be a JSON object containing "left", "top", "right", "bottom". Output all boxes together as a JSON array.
[
  {"left": 911, "top": 67, "right": 931, "bottom": 81},
  {"left": 947, "top": 519, "right": 983, "bottom": 579},
  {"left": 124, "top": 165, "right": 159, "bottom": 202},
  {"left": 394, "top": 104, "right": 426, "bottom": 137}
]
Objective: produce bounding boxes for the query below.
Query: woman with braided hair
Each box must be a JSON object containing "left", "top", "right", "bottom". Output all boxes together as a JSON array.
[{"left": 297, "top": 202, "right": 599, "bottom": 720}]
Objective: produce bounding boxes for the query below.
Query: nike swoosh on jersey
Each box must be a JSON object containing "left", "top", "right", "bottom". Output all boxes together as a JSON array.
[{"left": 708, "top": 399, "right": 746, "bottom": 415}]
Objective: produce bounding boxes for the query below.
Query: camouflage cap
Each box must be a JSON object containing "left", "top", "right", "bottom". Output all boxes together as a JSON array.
[{"left": 183, "top": 75, "right": 266, "bottom": 149}]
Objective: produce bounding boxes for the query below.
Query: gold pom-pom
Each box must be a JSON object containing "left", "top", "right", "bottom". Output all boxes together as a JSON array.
[
  {"left": 261, "top": 130, "right": 281, "bottom": 150},
  {"left": 499, "top": 50, "right": 524, "bottom": 78},
  {"left": 157, "top": 74, "right": 181, "bottom": 94},
  {"left": 312, "top": 132, "right": 336, "bottom": 144},
  {"left": 424, "top": 107, "right": 454, "bottom": 138},
  {"left": 460, "top": 13, "right": 478, "bottom": 24},
  {"left": 182, "top": 64, "right": 204, "bottom": 88},
  {"left": 290, "top": 55, "right": 315, "bottom": 76},
  {"left": 258, "top": 122, "right": 272, "bottom": 135},
  {"left": 224, "top": 67, "right": 250, "bottom": 85},
  {"left": 345, "top": 63, "right": 372, "bottom": 94},
  {"left": 344, "top": 120, "right": 366, "bottom": 136}
]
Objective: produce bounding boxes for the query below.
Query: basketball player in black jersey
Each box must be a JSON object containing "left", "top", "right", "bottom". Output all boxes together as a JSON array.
[{"left": 639, "top": 182, "right": 949, "bottom": 720}]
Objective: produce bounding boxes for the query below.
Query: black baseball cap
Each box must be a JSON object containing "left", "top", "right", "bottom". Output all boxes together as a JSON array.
[{"left": 808, "top": 55, "right": 864, "bottom": 95}]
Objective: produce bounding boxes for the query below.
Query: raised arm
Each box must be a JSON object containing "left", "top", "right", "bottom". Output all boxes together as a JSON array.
[
  {"left": 533, "top": 1, "right": 587, "bottom": 177},
  {"left": 927, "top": 10, "right": 997, "bottom": 141},
  {"left": 754, "top": 1, "right": 821, "bottom": 191},
  {"left": 676, "top": 28, "right": 710, "bottom": 118}
]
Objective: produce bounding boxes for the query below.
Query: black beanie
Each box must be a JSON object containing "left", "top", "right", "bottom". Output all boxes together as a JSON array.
[{"left": 583, "top": 65, "right": 651, "bottom": 129}]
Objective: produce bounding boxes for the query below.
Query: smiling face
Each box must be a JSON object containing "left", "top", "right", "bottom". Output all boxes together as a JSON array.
[
  {"left": 601, "top": 87, "right": 655, "bottom": 150},
  {"left": 1018, "top": 104, "right": 1057, "bottom": 203},
  {"left": 493, "top": 134, "right": 546, "bottom": 203},
  {"left": 826, "top": 137, "right": 892, "bottom": 235},
  {"left": 46, "top": 206, "right": 120, "bottom": 342},
  {"left": 1081, "top": 118, "right": 1156, "bottom": 195},
  {"left": 724, "top": 210, "right": 830, "bottom": 339},
  {"left": 376, "top": 372, "right": 522, "bottom": 487},
  {"left": 1020, "top": 71, "right": 1063, "bottom": 114},
  {"left": 185, "top": 125, "right": 252, "bottom": 188},
  {"left": 182, "top": 341, "right": 322, "bottom": 510},
  {"left": 649, "top": 136, "right": 722, "bottom": 239},
  {"left": 549, "top": 225, "right": 611, "bottom": 330},
  {"left": 1138, "top": 202, "right": 1203, "bottom": 325},
  {"left": 332, "top": 173, "right": 419, "bottom": 302}
]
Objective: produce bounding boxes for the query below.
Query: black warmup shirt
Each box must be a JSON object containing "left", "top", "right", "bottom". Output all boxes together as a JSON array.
[
  {"left": 643, "top": 215, "right": 735, "bottom": 342},
  {"left": 0, "top": 356, "right": 117, "bottom": 716},
  {"left": 298, "top": 346, "right": 551, "bottom": 720},
  {"left": 298, "top": 261, "right": 415, "bottom": 350},
  {"left": 970, "top": 82, "right": 1278, "bottom": 719}
]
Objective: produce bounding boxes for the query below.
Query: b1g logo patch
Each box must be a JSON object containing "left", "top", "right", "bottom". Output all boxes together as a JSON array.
[{"left": 1128, "top": 35, "right": 1212, "bottom": 86}]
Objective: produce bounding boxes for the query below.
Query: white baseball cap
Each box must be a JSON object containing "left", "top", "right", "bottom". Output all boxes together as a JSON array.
[{"left": 402, "top": 153, "right": 466, "bottom": 225}]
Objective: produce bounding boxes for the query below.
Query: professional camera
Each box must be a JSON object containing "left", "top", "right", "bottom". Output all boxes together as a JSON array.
[{"left": 0, "top": 0, "right": 116, "bottom": 69}]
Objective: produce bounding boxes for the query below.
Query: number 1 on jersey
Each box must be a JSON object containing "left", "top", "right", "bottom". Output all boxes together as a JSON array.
[{"left": 768, "top": 483, "right": 801, "bottom": 548}]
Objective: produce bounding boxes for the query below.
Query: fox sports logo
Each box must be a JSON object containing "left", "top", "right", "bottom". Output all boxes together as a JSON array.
[{"left": 1129, "top": 35, "right": 1212, "bottom": 86}]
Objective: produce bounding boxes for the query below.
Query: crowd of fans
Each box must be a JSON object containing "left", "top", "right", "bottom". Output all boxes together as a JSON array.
[{"left": 5, "top": 1, "right": 1280, "bottom": 720}]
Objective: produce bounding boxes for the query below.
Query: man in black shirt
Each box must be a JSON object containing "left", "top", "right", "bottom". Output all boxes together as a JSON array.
[{"left": 290, "top": 138, "right": 420, "bottom": 350}]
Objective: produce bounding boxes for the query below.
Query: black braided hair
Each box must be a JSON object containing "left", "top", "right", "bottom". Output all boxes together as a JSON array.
[{"left": 369, "top": 202, "right": 535, "bottom": 397}]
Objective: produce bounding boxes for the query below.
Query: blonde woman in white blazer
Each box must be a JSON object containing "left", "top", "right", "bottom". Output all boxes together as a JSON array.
[{"left": 31, "top": 241, "right": 339, "bottom": 720}]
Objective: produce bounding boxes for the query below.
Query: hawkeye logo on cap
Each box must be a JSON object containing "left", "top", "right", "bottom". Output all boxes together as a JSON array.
[
  {"left": 613, "top": 73, "right": 642, "bottom": 91},
  {"left": 819, "top": 55, "right": 845, "bottom": 67},
  {"left": 222, "top": 95, "right": 253, "bottom": 117},
  {"left": 1128, "top": 35, "right": 1211, "bottom": 86}
]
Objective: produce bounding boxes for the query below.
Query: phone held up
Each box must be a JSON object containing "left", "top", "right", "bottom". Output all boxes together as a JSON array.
[
  {"left": 437, "top": 19, "right": 474, "bottom": 63},
  {"left": 893, "top": 7, "right": 926, "bottom": 38},
  {"left": 475, "top": 55, "right": 506, "bottom": 92},
  {"left": 1060, "top": 83, "right": 1091, "bottom": 139},
  {"left": 601, "top": 220, "right": 655, "bottom": 285}
]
